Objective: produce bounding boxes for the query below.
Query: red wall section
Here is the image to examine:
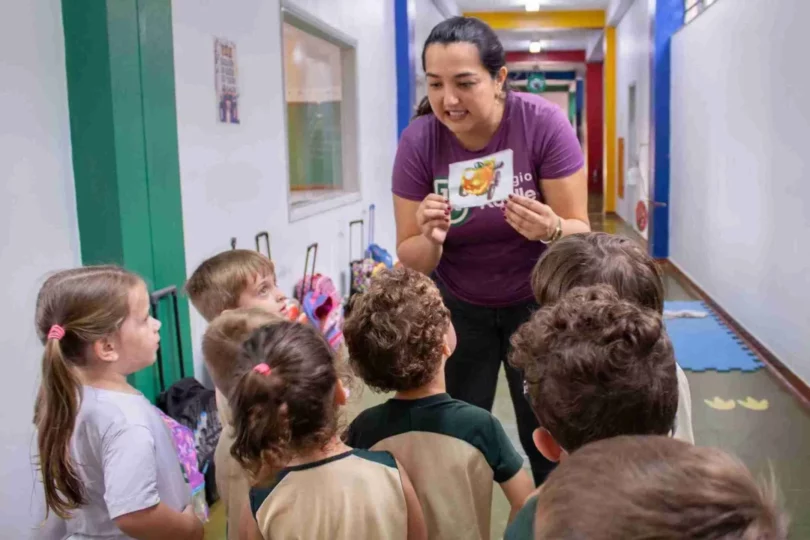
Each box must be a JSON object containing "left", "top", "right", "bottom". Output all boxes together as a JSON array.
[
  {"left": 505, "top": 50, "right": 586, "bottom": 63},
  {"left": 586, "top": 62, "right": 603, "bottom": 195}
]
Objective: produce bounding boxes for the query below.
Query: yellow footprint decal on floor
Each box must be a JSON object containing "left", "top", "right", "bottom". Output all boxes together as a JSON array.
[
  {"left": 737, "top": 397, "right": 769, "bottom": 411},
  {"left": 704, "top": 397, "right": 736, "bottom": 410}
]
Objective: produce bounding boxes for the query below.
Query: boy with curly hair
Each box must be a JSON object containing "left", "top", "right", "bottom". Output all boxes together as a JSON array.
[
  {"left": 504, "top": 284, "right": 679, "bottom": 539},
  {"left": 344, "top": 267, "right": 533, "bottom": 540},
  {"left": 529, "top": 232, "right": 694, "bottom": 443}
]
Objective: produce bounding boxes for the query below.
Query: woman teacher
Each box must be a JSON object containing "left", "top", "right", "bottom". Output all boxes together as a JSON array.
[{"left": 392, "top": 17, "right": 590, "bottom": 485}]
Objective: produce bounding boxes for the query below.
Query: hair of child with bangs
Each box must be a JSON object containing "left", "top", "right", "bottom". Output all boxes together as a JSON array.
[
  {"left": 531, "top": 232, "right": 664, "bottom": 313},
  {"left": 186, "top": 250, "right": 276, "bottom": 322}
]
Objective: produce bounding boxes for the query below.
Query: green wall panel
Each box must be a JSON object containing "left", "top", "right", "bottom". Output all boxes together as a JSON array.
[
  {"left": 62, "top": 0, "right": 192, "bottom": 402},
  {"left": 136, "top": 0, "right": 194, "bottom": 391}
]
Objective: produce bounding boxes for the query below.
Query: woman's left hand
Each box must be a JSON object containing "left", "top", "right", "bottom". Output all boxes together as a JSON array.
[{"left": 504, "top": 194, "right": 559, "bottom": 242}]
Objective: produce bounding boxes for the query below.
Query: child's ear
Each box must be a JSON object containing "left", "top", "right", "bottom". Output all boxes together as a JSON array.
[
  {"left": 533, "top": 428, "right": 563, "bottom": 463},
  {"left": 92, "top": 337, "right": 119, "bottom": 364},
  {"left": 334, "top": 379, "right": 349, "bottom": 406},
  {"left": 442, "top": 321, "right": 457, "bottom": 357}
]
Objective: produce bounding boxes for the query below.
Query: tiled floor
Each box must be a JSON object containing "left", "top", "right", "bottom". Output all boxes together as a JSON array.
[{"left": 206, "top": 210, "right": 810, "bottom": 540}]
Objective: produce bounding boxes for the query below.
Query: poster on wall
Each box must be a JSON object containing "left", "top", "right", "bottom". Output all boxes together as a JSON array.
[{"left": 214, "top": 38, "right": 239, "bottom": 124}]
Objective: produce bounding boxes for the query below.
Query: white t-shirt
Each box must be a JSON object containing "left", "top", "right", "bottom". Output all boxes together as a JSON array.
[
  {"left": 63, "top": 386, "right": 190, "bottom": 538},
  {"left": 673, "top": 363, "right": 695, "bottom": 444}
]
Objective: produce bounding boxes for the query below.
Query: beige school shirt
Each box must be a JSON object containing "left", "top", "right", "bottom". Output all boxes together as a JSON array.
[
  {"left": 345, "top": 393, "right": 525, "bottom": 540},
  {"left": 214, "top": 389, "right": 249, "bottom": 540},
  {"left": 250, "top": 449, "right": 407, "bottom": 540}
]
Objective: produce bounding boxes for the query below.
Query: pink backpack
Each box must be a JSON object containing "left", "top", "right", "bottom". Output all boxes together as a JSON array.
[{"left": 294, "top": 243, "right": 344, "bottom": 350}]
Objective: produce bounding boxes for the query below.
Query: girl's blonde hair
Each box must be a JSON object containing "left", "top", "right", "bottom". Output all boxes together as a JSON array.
[{"left": 33, "top": 265, "right": 142, "bottom": 519}]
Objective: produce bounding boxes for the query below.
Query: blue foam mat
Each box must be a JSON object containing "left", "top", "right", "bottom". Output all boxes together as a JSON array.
[{"left": 664, "top": 301, "right": 763, "bottom": 373}]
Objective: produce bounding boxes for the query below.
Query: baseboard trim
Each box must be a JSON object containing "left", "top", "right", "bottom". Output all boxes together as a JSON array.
[{"left": 662, "top": 260, "right": 810, "bottom": 411}]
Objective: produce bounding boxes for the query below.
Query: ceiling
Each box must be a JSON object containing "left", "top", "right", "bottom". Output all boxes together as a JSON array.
[
  {"left": 455, "top": 0, "right": 608, "bottom": 54},
  {"left": 456, "top": 0, "right": 610, "bottom": 11},
  {"left": 496, "top": 27, "right": 601, "bottom": 51}
]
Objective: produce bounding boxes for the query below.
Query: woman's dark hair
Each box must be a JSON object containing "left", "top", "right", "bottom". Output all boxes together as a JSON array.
[
  {"left": 414, "top": 16, "right": 507, "bottom": 118},
  {"left": 229, "top": 321, "right": 340, "bottom": 483}
]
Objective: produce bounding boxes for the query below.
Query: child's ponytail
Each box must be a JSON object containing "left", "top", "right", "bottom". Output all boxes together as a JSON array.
[
  {"left": 229, "top": 365, "right": 293, "bottom": 481},
  {"left": 36, "top": 335, "right": 85, "bottom": 518},
  {"left": 33, "top": 266, "right": 142, "bottom": 519},
  {"left": 229, "top": 321, "right": 341, "bottom": 483}
]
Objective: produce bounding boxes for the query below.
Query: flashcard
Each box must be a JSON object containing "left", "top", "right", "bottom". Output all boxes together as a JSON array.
[{"left": 447, "top": 149, "right": 514, "bottom": 209}]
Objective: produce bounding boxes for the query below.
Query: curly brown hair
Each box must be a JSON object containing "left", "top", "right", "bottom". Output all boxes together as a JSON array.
[
  {"left": 229, "top": 321, "right": 339, "bottom": 483},
  {"left": 509, "top": 285, "right": 678, "bottom": 452},
  {"left": 343, "top": 267, "right": 450, "bottom": 392},
  {"left": 535, "top": 435, "right": 788, "bottom": 540},
  {"left": 531, "top": 232, "right": 664, "bottom": 313}
]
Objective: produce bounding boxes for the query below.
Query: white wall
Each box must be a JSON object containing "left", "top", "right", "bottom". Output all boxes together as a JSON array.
[
  {"left": 615, "top": 0, "right": 651, "bottom": 237},
  {"left": 414, "top": 0, "right": 447, "bottom": 104},
  {"left": 670, "top": 0, "right": 810, "bottom": 385},
  {"left": 0, "top": 0, "right": 81, "bottom": 536},
  {"left": 173, "top": 0, "right": 399, "bottom": 377}
]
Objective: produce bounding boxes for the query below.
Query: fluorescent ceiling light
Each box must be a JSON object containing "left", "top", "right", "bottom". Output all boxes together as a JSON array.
[
  {"left": 526, "top": 1, "right": 541, "bottom": 12},
  {"left": 529, "top": 41, "right": 542, "bottom": 53}
]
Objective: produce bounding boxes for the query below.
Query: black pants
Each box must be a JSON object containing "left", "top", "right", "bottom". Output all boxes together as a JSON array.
[{"left": 438, "top": 285, "right": 557, "bottom": 486}]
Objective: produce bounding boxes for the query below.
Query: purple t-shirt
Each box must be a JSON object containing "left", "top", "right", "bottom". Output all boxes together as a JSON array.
[{"left": 392, "top": 91, "right": 584, "bottom": 307}]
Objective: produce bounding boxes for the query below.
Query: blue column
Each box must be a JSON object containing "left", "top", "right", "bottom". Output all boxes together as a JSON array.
[
  {"left": 649, "top": 0, "right": 684, "bottom": 259},
  {"left": 394, "top": 0, "right": 416, "bottom": 138}
]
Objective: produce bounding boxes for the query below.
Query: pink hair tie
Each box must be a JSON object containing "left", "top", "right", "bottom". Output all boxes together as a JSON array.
[
  {"left": 47, "top": 325, "right": 65, "bottom": 341},
  {"left": 253, "top": 363, "right": 271, "bottom": 375}
]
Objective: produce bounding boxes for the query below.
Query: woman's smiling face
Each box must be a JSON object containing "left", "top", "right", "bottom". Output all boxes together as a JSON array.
[{"left": 424, "top": 42, "right": 505, "bottom": 137}]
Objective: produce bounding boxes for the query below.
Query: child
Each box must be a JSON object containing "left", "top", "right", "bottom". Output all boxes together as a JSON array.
[
  {"left": 343, "top": 267, "right": 534, "bottom": 540},
  {"left": 201, "top": 307, "right": 280, "bottom": 535},
  {"left": 504, "top": 285, "right": 679, "bottom": 539},
  {"left": 533, "top": 435, "right": 788, "bottom": 539},
  {"left": 33, "top": 266, "right": 203, "bottom": 539},
  {"left": 530, "top": 231, "right": 695, "bottom": 443},
  {"left": 186, "top": 249, "right": 295, "bottom": 323},
  {"left": 229, "top": 320, "right": 427, "bottom": 540},
  {"left": 187, "top": 249, "right": 302, "bottom": 540}
]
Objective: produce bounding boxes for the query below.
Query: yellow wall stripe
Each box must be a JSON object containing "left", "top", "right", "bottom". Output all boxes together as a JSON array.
[
  {"left": 604, "top": 26, "right": 617, "bottom": 213},
  {"left": 462, "top": 10, "right": 606, "bottom": 30}
]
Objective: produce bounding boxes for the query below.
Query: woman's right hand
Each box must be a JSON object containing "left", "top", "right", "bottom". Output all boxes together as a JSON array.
[{"left": 416, "top": 194, "right": 451, "bottom": 245}]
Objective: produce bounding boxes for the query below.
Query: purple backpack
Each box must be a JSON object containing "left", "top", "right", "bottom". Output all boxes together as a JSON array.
[{"left": 155, "top": 407, "right": 209, "bottom": 521}]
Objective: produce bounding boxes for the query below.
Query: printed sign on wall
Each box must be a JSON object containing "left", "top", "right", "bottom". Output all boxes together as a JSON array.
[{"left": 214, "top": 38, "right": 240, "bottom": 124}]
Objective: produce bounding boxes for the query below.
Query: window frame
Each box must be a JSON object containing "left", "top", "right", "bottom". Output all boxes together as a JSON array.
[
  {"left": 683, "top": 0, "right": 719, "bottom": 25},
  {"left": 280, "top": 2, "right": 361, "bottom": 222}
]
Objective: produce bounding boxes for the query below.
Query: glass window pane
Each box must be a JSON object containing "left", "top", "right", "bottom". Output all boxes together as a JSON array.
[
  {"left": 684, "top": 4, "right": 700, "bottom": 23},
  {"left": 283, "top": 22, "right": 346, "bottom": 202}
]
